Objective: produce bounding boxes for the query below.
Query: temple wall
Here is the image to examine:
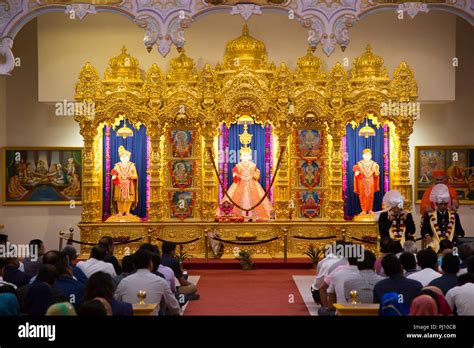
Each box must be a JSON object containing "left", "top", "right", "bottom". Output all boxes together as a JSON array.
[{"left": 0, "top": 13, "right": 472, "bottom": 250}]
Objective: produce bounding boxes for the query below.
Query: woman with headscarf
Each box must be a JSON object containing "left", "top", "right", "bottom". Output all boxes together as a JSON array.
[
  {"left": 410, "top": 286, "right": 452, "bottom": 316},
  {"left": 0, "top": 293, "right": 21, "bottom": 316},
  {"left": 25, "top": 282, "right": 53, "bottom": 316},
  {"left": 46, "top": 302, "right": 77, "bottom": 316}
]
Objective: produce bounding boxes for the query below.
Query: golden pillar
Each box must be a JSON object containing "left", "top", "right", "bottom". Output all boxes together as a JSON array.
[
  {"left": 394, "top": 118, "right": 413, "bottom": 207},
  {"left": 273, "top": 127, "right": 290, "bottom": 219},
  {"left": 202, "top": 126, "right": 219, "bottom": 221},
  {"left": 148, "top": 121, "right": 164, "bottom": 221},
  {"left": 327, "top": 119, "right": 345, "bottom": 220}
]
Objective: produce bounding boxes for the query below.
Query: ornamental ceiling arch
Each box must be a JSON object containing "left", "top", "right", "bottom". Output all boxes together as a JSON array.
[{"left": 0, "top": 0, "right": 472, "bottom": 76}]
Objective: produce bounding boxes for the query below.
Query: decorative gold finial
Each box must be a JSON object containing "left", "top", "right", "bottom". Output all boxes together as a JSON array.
[
  {"left": 350, "top": 290, "right": 360, "bottom": 304},
  {"left": 137, "top": 290, "right": 147, "bottom": 305},
  {"left": 223, "top": 24, "right": 268, "bottom": 70},
  {"left": 351, "top": 44, "right": 389, "bottom": 82}
]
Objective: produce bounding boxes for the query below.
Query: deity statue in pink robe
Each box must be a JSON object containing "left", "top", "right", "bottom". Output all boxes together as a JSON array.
[{"left": 225, "top": 147, "right": 273, "bottom": 221}]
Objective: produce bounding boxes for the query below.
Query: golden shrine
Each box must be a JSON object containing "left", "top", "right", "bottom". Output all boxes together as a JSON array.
[{"left": 74, "top": 24, "right": 418, "bottom": 258}]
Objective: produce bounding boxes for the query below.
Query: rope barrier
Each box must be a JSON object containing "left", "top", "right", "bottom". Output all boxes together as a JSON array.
[
  {"left": 60, "top": 236, "right": 144, "bottom": 246},
  {"left": 292, "top": 235, "right": 336, "bottom": 241},
  {"left": 208, "top": 236, "right": 279, "bottom": 245},
  {"left": 349, "top": 236, "right": 378, "bottom": 245},
  {"left": 156, "top": 236, "right": 201, "bottom": 245},
  {"left": 208, "top": 146, "right": 285, "bottom": 212}
]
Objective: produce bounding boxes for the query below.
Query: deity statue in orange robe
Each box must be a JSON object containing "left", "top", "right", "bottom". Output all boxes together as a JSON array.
[
  {"left": 111, "top": 146, "right": 138, "bottom": 216},
  {"left": 225, "top": 147, "right": 273, "bottom": 221},
  {"left": 353, "top": 148, "right": 380, "bottom": 214}
]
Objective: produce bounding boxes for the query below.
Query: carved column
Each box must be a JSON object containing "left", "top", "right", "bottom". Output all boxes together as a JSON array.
[
  {"left": 394, "top": 118, "right": 413, "bottom": 207},
  {"left": 202, "top": 123, "right": 219, "bottom": 221},
  {"left": 148, "top": 121, "right": 164, "bottom": 221},
  {"left": 327, "top": 119, "right": 345, "bottom": 220},
  {"left": 80, "top": 122, "right": 101, "bottom": 222},
  {"left": 273, "top": 126, "right": 290, "bottom": 220}
]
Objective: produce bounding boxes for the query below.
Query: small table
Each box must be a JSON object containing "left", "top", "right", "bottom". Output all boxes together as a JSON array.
[
  {"left": 333, "top": 303, "right": 379, "bottom": 316},
  {"left": 132, "top": 303, "right": 158, "bottom": 316}
]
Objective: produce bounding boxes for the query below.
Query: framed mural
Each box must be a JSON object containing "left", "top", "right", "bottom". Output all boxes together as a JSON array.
[
  {"left": 415, "top": 146, "right": 474, "bottom": 203},
  {"left": 2, "top": 147, "right": 83, "bottom": 205}
]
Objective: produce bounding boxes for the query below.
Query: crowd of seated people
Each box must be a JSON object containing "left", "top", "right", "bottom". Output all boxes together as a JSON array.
[
  {"left": 0, "top": 235, "right": 199, "bottom": 316},
  {"left": 313, "top": 239, "right": 474, "bottom": 316}
]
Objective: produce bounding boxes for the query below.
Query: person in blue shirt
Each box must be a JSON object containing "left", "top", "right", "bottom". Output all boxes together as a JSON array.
[
  {"left": 54, "top": 253, "right": 85, "bottom": 311},
  {"left": 373, "top": 254, "right": 423, "bottom": 311},
  {"left": 429, "top": 253, "right": 459, "bottom": 295}
]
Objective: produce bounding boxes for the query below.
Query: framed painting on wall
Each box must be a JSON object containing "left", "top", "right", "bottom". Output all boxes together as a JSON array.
[
  {"left": 415, "top": 146, "right": 474, "bottom": 203},
  {"left": 2, "top": 147, "right": 83, "bottom": 205}
]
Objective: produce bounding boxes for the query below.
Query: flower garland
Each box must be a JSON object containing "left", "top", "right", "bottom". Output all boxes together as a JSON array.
[
  {"left": 169, "top": 130, "right": 195, "bottom": 158},
  {"left": 389, "top": 218, "right": 406, "bottom": 240},
  {"left": 169, "top": 161, "right": 195, "bottom": 189},
  {"left": 297, "top": 160, "right": 323, "bottom": 189},
  {"left": 168, "top": 191, "right": 196, "bottom": 221},
  {"left": 297, "top": 192, "right": 323, "bottom": 219},
  {"left": 295, "top": 129, "right": 324, "bottom": 161},
  {"left": 429, "top": 211, "right": 456, "bottom": 241}
]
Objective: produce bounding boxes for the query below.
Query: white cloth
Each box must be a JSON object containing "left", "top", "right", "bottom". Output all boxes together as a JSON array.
[
  {"left": 327, "top": 265, "right": 359, "bottom": 304},
  {"left": 407, "top": 268, "right": 441, "bottom": 287},
  {"left": 115, "top": 269, "right": 180, "bottom": 315},
  {"left": 311, "top": 254, "right": 344, "bottom": 290},
  {"left": 446, "top": 283, "right": 474, "bottom": 316},
  {"left": 76, "top": 258, "right": 117, "bottom": 278},
  {"left": 0, "top": 276, "right": 17, "bottom": 289},
  {"left": 383, "top": 190, "right": 404, "bottom": 209},
  {"left": 158, "top": 265, "right": 176, "bottom": 293}
]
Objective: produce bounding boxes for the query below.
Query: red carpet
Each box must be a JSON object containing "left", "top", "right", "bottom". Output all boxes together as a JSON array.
[
  {"left": 184, "top": 269, "right": 314, "bottom": 316},
  {"left": 184, "top": 258, "right": 313, "bottom": 270}
]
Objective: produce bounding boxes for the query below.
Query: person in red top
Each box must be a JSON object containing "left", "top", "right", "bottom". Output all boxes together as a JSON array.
[{"left": 420, "top": 170, "right": 459, "bottom": 217}]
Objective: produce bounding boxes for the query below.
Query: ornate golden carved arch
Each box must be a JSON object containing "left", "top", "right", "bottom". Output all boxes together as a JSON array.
[{"left": 74, "top": 24, "right": 417, "bottom": 258}]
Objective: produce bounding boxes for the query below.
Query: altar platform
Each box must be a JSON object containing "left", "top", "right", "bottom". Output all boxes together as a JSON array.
[{"left": 77, "top": 220, "right": 379, "bottom": 259}]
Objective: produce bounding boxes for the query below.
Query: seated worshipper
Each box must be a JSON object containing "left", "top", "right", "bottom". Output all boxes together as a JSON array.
[
  {"left": 428, "top": 253, "right": 459, "bottom": 295},
  {"left": 114, "top": 250, "right": 180, "bottom": 315},
  {"left": 420, "top": 170, "right": 459, "bottom": 217},
  {"left": 399, "top": 252, "right": 418, "bottom": 277},
  {"left": 375, "top": 237, "right": 392, "bottom": 275},
  {"left": 421, "top": 184, "right": 465, "bottom": 252},
  {"left": 61, "top": 246, "right": 88, "bottom": 284},
  {"left": 46, "top": 302, "right": 77, "bottom": 316},
  {"left": 379, "top": 292, "right": 408, "bottom": 316},
  {"left": 343, "top": 250, "right": 384, "bottom": 303},
  {"left": 407, "top": 249, "right": 442, "bottom": 286},
  {"left": 311, "top": 240, "right": 348, "bottom": 305},
  {"left": 25, "top": 282, "right": 54, "bottom": 316},
  {"left": 161, "top": 242, "right": 198, "bottom": 299},
  {"left": 378, "top": 190, "right": 416, "bottom": 244},
  {"left": 319, "top": 246, "right": 359, "bottom": 315},
  {"left": 458, "top": 243, "right": 474, "bottom": 276},
  {"left": 3, "top": 258, "right": 32, "bottom": 288},
  {"left": 0, "top": 258, "right": 17, "bottom": 289},
  {"left": 445, "top": 273, "right": 474, "bottom": 316},
  {"left": 0, "top": 293, "right": 21, "bottom": 316},
  {"left": 373, "top": 254, "right": 423, "bottom": 310},
  {"left": 28, "top": 250, "right": 60, "bottom": 284},
  {"left": 402, "top": 240, "right": 418, "bottom": 256},
  {"left": 421, "top": 286, "right": 453, "bottom": 315},
  {"left": 99, "top": 236, "right": 122, "bottom": 275},
  {"left": 53, "top": 253, "right": 85, "bottom": 311},
  {"left": 22, "top": 239, "right": 45, "bottom": 276},
  {"left": 76, "top": 245, "right": 116, "bottom": 278},
  {"left": 18, "top": 264, "right": 66, "bottom": 311},
  {"left": 115, "top": 255, "right": 136, "bottom": 285},
  {"left": 78, "top": 298, "right": 111, "bottom": 317},
  {"left": 138, "top": 243, "right": 176, "bottom": 293},
  {"left": 437, "top": 239, "right": 454, "bottom": 268},
  {"left": 84, "top": 272, "right": 132, "bottom": 316}
]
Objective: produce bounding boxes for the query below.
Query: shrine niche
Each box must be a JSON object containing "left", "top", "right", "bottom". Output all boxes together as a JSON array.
[{"left": 74, "top": 25, "right": 417, "bottom": 258}]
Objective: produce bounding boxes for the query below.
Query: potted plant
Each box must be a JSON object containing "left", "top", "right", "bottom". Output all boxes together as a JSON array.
[
  {"left": 233, "top": 247, "right": 253, "bottom": 270},
  {"left": 175, "top": 244, "right": 193, "bottom": 271},
  {"left": 303, "top": 244, "right": 324, "bottom": 269}
]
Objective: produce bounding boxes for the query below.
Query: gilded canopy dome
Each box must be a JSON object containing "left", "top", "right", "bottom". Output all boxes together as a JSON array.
[
  {"left": 223, "top": 24, "right": 269, "bottom": 70},
  {"left": 103, "top": 46, "right": 142, "bottom": 83}
]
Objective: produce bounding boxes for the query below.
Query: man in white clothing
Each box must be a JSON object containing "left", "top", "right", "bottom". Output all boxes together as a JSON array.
[
  {"left": 445, "top": 274, "right": 474, "bottom": 316},
  {"left": 76, "top": 245, "right": 116, "bottom": 278},
  {"left": 115, "top": 249, "right": 180, "bottom": 315},
  {"left": 407, "top": 248, "right": 441, "bottom": 286}
]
